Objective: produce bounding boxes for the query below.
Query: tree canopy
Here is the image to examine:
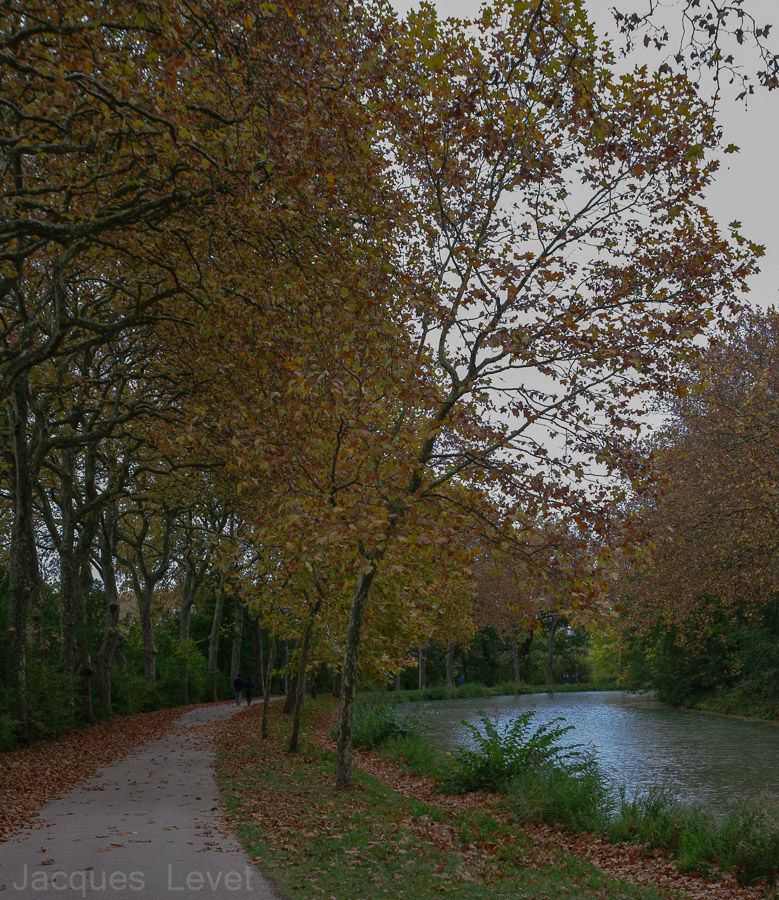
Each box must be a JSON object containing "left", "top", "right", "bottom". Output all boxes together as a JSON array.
[{"left": 1, "top": 0, "right": 774, "bottom": 781}]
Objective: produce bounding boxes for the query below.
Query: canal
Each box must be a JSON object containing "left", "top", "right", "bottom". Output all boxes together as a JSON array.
[{"left": 401, "top": 690, "right": 779, "bottom": 812}]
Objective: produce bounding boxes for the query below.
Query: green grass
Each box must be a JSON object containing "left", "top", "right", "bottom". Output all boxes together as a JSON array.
[
  {"left": 509, "top": 757, "right": 615, "bottom": 833},
  {"left": 390, "top": 681, "right": 621, "bottom": 704},
  {"left": 693, "top": 690, "right": 779, "bottom": 721},
  {"left": 377, "top": 703, "right": 779, "bottom": 889},
  {"left": 216, "top": 701, "right": 671, "bottom": 900},
  {"left": 333, "top": 695, "right": 418, "bottom": 749},
  {"left": 608, "top": 787, "right": 779, "bottom": 886},
  {"left": 441, "top": 710, "right": 581, "bottom": 793}
]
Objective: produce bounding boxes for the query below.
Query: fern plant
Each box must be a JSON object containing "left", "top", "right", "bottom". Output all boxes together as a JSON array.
[{"left": 444, "top": 709, "right": 582, "bottom": 792}]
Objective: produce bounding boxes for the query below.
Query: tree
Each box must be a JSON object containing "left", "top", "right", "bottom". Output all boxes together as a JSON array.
[
  {"left": 617, "top": 308, "right": 779, "bottom": 701},
  {"left": 328, "top": 0, "right": 758, "bottom": 788},
  {"left": 611, "top": 0, "right": 779, "bottom": 97}
]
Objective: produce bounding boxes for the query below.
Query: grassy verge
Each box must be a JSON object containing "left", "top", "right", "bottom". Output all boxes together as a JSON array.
[
  {"left": 216, "top": 699, "right": 671, "bottom": 900},
  {"left": 384, "top": 681, "right": 621, "bottom": 704},
  {"left": 368, "top": 700, "right": 779, "bottom": 891},
  {"left": 690, "top": 690, "right": 779, "bottom": 722}
]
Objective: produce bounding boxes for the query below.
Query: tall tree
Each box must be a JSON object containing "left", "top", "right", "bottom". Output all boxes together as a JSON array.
[{"left": 329, "top": 0, "right": 758, "bottom": 788}]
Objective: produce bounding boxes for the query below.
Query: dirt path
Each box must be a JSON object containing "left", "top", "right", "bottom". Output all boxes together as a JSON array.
[{"left": 0, "top": 704, "right": 280, "bottom": 899}]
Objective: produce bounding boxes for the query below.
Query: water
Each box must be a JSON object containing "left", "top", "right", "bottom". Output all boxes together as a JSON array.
[{"left": 400, "top": 691, "right": 779, "bottom": 813}]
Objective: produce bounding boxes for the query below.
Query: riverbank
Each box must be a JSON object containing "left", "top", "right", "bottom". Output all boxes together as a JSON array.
[
  {"left": 216, "top": 698, "right": 773, "bottom": 900},
  {"left": 386, "top": 681, "right": 779, "bottom": 726},
  {"left": 685, "top": 692, "right": 779, "bottom": 723},
  {"left": 384, "top": 680, "right": 622, "bottom": 704}
]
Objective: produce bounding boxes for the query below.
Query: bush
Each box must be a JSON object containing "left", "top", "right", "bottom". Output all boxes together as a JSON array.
[
  {"left": 721, "top": 796, "right": 779, "bottom": 884},
  {"left": 25, "top": 659, "right": 82, "bottom": 740},
  {"left": 455, "top": 682, "right": 491, "bottom": 699},
  {"left": 490, "top": 681, "right": 525, "bottom": 696},
  {"left": 334, "top": 697, "right": 418, "bottom": 749},
  {"left": 380, "top": 732, "right": 447, "bottom": 778},
  {"left": 607, "top": 789, "right": 779, "bottom": 886},
  {"left": 0, "top": 707, "right": 18, "bottom": 752},
  {"left": 509, "top": 753, "right": 613, "bottom": 832},
  {"left": 110, "top": 671, "right": 166, "bottom": 714},
  {"left": 421, "top": 684, "right": 455, "bottom": 701},
  {"left": 156, "top": 639, "right": 208, "bottom": 705},
  {"left": 443, "top": 709, "right": 581, "bottom": 793},
  {"left": 609, "top": 785, "right": 691, "bottom": 852}
]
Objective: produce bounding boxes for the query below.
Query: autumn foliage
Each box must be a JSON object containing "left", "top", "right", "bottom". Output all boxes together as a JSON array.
[
  {"left": 617, "top": 309, "right": 779, "bottom": 711},
  {"left": 0, "top": 0, "right": 771, "bottom": 787}
]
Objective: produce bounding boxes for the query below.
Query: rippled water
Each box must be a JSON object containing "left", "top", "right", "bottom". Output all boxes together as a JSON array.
[{"left": 400, "top": 691, "right": 779, "bottom": 812}]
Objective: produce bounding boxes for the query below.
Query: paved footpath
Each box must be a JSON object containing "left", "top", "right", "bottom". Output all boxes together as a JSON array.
[{"left": 0, "top": 705, "right": 280, "bottom": 899}]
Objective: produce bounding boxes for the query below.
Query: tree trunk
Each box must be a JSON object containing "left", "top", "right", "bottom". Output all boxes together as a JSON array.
[
  {"left": 288, "top": 603, "right": 319, "bottom": 752},
  {"left": 418, "top": 644, "right": 426, "bottom": 690},
  {"left": 261, "top": 634, "right": 276, "bottom": 739},
  {"left": 5, "top": 376, "right": 41, "bottom": 737},
  {"left": 251, "top": 618, "right": 265, "bottom": 696},
  {"left": 283, "top": 640, "right": 289, "bottom": 695},
  {"left": 394, "top": 671, "right": 401, "bottom": 691},
  {"left": 118, "top": 510, "right": 173, "bottom": 688},
  {"left": 283, "top": 673, "right": 298, "bottom": 715},
  {"left": 309, "top": 668, "right": 317, "bottom": 699},
  {"left": 56, "top": 448, "right": 98, "bottom": 721},
  {"left": 446, "top": 641, "right": 455, "bottom": 688},
  {"left": 95, "top": 513, "right": 121, "bottom": 711},
  {"left": 332, "top": 667, "right": 342, "bottom": 698},
  {"left": 138, "top": 586, "right": 158, "bottom": 683},
  {"left": 230, "top": 600, "right": 244, "bottom": 684},
  {"left": 510, "top": 625, "right": 521, "bottom": 685},
  {"left": 113, "top": 634, "right": 127, "bottom": 672},
  {"left": 207, "top": 572, "right": 226, "bottom": 701},
  {"left": 335, "top": 567, "right": 376, "bottom": 790},
  {"left": 59, "top": 544, "right": 95, "bottom": 717},
  {"left": 179, "top": 565, "right": 197, "bottom": 705},
  {"left": 546, "top": 617, "right": 561, "bottom": 685},
  {"left": 76, "top": 555, "right": 95, "bottom": 719}
]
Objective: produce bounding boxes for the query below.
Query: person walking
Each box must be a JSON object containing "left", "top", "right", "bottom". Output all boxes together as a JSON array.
[
  {"left": 233, "top": 673, "right": 245, "bottom": 706},
  {"left": 245, "top": 676, "right": 254, "bottom": 706}
]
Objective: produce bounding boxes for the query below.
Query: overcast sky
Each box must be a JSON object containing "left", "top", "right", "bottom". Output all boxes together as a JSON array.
[{"left": 390, "top": 0, "right": 779, "bottom": 311}]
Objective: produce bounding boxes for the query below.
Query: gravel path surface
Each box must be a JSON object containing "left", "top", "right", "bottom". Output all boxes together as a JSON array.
[{"left": 0, "top": 704, "right": 279, "bottom": 899}]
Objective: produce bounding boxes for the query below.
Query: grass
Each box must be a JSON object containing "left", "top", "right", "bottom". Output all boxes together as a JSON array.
[
  {"left": 388, "top": 681, "right": 621, "bottom": 704},
  {"left": 333, "top": 694, "right": 418, "bottom": 749},
  {"left": 693, "top": 690, "right": 779, "bottom": 721},
  {"left": 216, "top": 698, "right": 671, "bottom": 900},
  {"left": 608, "top": 787, "right": 779, "bottom": 886},
  {"left": 373, "top": 703, "right": 779, "bottom": 890},
  {"left": 509, "top": 757, "right": 615, "bottom": 834}
]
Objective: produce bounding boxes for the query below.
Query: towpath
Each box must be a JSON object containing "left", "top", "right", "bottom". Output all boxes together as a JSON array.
[{"left": 0, "top": 704, "right": 279, "bottom": 899}]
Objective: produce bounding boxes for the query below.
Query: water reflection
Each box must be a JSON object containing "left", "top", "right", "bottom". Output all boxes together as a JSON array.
[{"left": 400, "top": 691, "right": 779, "bottom": 813}]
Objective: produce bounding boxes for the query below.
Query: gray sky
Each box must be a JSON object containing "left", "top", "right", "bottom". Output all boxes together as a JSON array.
[{"left": 391, "top": 0, "right": 779, "bottom": 311}]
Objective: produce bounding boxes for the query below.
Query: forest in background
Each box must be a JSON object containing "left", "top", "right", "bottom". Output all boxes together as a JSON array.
[{"left": 1, "top": 0, "right": 777, "bottom": 782}]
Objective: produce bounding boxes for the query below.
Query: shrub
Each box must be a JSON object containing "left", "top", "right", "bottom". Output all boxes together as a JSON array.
[
  {"left": 608, "top": 788, "right": 779, "bottom": 886},
  {"left": 156, "top": 639, "right": 208, "bottom": 705},
  {"left": 421, "top": 684, "right": 455, "bottom": 701},
  {"left": 25, "top": 659, "right": 81, "bottom": 740},
  {"left": 110, "top": 671, "right": 166, "bottom": 714},
  {"left": 455, "top": 682, "right": 490, "bottom": 699},
  {"left": 335, "top": 697, "right": 418, "bottom": 749},
  {"left": 608, "top": 785, "right": 687, "bottom": 851},
  {"left": 491, "top": 681, "right": 525, "bottom": 696},
  {"left": 443, "top": 709, "right": 581, "bottom": 792},
  {"left": 721, "top": 795, "right": 779, "bottom": 884},
  {"left": 509, "top": 754, "right": 613, "bottom": 832},
  {"left": 380, "top": 732, "right": 447, "bottom": 779},
  {"left": 0, "top": 708, "right": 18, "bottom": 752}
]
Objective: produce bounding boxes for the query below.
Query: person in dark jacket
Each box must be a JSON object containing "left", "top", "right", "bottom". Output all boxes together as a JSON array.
[
  {"left": 233, "top": 674, "right": 245, "bottom": 706},
  {"left": 244, "top": 676, "right": 254, "bottom": 706}
]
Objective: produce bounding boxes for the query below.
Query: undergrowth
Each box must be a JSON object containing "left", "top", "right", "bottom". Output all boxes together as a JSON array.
[{"left": 378, "top": 704, "right": 779, "bottom": 889}]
